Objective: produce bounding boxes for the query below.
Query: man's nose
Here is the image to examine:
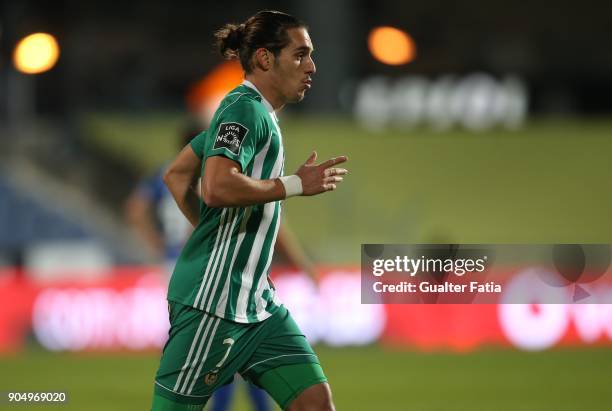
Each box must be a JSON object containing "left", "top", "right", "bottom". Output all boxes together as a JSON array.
[{"left": 306, "top": 57, "right": 316, "bottom": 75}]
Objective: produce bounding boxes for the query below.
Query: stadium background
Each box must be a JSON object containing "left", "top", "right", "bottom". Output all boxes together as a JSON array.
[{"left": 1, "top": 0, "right": 612, "bottom": 410}]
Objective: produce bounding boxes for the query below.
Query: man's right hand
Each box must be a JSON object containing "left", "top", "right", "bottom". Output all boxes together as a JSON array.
[{"left": 295, "top": 151, "right": 348, "bottom": 196}]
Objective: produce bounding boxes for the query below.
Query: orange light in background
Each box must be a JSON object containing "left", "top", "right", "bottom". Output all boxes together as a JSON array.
[
  {"left": 368, "top": 26, "right": 416, "bottom": 66},
  {"left": 13, "top": 33, "right": 60, "bottom": 74},
  {"left": 187, "top": 60, "right": 244, "bottom": 124}
]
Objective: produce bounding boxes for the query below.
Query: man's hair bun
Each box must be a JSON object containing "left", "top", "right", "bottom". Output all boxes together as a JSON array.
[{"left": 214, "top": 23, "right": 244, "bottom": 59}]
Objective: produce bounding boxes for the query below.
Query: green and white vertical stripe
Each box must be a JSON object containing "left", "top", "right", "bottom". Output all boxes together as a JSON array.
[
  {"left": 173, "top": 313, "right": 221, "bottom": 395},
  {"left": 169, "top": 86, "right": 285, "bottom": 324}
]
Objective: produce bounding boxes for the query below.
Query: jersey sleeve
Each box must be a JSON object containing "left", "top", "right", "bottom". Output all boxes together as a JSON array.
[
  {"left": 189, "top": 130, "right": 208, "bottom": 160},
  {"left": 204, "top": 101, "right": 267, "bottom": 172}
]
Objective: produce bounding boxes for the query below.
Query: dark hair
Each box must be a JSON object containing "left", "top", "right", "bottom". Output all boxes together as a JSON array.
[{"left": 214, "top": 10, "right": 306, "bottom": 73}]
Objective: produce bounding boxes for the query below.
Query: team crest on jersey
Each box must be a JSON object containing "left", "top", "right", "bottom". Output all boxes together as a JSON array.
[
  {"left": 213, "top": 122, "right": 249, "bottom": 155},
  {"left": 204, "top": 371, "right": 219, "bottom": 386}
]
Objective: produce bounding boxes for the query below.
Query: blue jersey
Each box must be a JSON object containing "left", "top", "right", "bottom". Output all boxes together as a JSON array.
[{"left": 137, "top": 167, "right": 193, "bottom": 261}]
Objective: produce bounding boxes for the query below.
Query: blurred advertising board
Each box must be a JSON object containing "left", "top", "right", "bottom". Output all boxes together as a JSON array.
[{"left": 1, "top": 266, "right": 611, "bottom": 353}]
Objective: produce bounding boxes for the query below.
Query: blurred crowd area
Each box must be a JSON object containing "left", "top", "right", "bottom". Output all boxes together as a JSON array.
[{"left": 1, "top": 0, "right": 612, "bottom": 273}]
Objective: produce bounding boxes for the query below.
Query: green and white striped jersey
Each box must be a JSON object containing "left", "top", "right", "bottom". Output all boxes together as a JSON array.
[{"left": 168, "top": 80, "right": 284, "bottom": 323}]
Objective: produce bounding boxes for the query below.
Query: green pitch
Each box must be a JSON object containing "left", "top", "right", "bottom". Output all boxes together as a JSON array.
[{"left": 1, "top": 346, "right": 611, "bottom": 410}]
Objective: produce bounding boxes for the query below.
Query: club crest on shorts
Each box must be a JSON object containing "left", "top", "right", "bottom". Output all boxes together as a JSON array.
[
  {"left": 213, "top": 122, "right": 249, "bottom": 155},
  {"left": 204, "top": 371, "right": 218, "bottom": 386}
]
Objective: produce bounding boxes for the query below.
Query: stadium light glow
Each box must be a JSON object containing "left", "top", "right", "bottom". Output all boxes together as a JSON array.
[
  {"left": 187, "top": 61, "right": 244, "bottom": 122},
  {"left": 13, "top": 32, "right": 60, "bottom": 74},
  {"left": 368, "top": 26, "right": 416, "bottom": 66}
]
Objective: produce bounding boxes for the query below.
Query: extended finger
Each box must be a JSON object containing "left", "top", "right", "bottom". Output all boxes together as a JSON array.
[
  {"left": 324, "top": 176, "right": 343, "bottom": 184},
  {"left": 323, "top": 183, "right": 337, "bottom": 191},
  {"left": 324, "top": 168, "right": 348, "bottom": 177},
  {"left": 305, "top": 151, "right": 318, "bottom": 165},
  {"left": 320, "top": 155, "right": 348, "bottom": 169}
]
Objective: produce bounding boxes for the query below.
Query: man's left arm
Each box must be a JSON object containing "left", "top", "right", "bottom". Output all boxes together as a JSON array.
[{"left": 275, "top": 223, "right": 317, "bottom": 280}]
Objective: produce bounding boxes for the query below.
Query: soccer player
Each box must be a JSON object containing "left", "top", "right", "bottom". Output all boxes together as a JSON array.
[
  {"left": 127, "top": 125, "right": 272, "bottom": 410},
  {"left": 151, "top": 10, "right": 347, "bottom": 411}
]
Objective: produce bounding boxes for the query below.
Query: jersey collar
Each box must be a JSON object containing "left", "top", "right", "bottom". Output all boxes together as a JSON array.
[{"left": 241, "top": 80, "right": 277, "bottom": 117}]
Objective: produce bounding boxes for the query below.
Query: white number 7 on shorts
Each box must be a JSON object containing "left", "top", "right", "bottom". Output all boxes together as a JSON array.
[{"left": 215, "top": 338, "right": 235, "bottom": 369}]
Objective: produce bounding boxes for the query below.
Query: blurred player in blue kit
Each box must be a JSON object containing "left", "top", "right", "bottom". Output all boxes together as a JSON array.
[{"left": 125, "top": 127, "right": 200, "bottom": 270}]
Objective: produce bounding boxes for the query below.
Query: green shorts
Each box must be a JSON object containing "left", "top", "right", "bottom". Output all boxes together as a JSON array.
[{"left": 153, "top": 303, "right": 326, "bottom": 409}]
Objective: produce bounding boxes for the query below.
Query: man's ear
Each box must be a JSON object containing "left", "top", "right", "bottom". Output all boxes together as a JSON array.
[{"left": 254, "top": 48, "right": 272, "bottom": 71}]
